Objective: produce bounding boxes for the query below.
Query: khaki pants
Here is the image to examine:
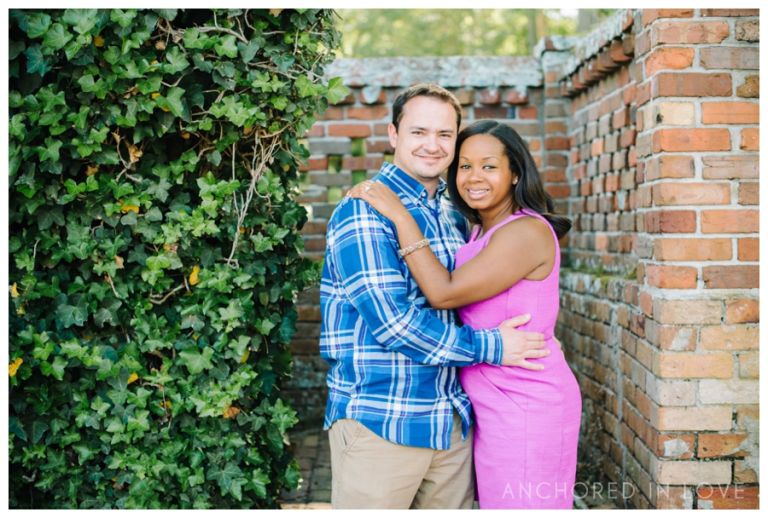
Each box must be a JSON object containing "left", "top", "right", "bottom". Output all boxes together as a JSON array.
[{"left": 329, "top": 413, "right": 474, "bottom": 509}]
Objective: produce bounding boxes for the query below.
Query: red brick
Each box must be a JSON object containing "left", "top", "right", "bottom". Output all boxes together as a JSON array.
[
  {"left": 347, "top": 106, "right": 389, "bottom": 120},
  {"left": 653, "top": 299, "right": 723, "bottom": 325},
  {"left": 654, "top": 73, "right": 732, "bottom": 97},
  {"left": 653, "top": 129, "right": 731, "bottom": 152},
  {"left": 452, "top": 88, "right": 475, "bottom": 106},
  {"left": 701, "top": 9, "right": 759, "bottom": 16},
  {"left": 654, "top": 352, "right": 733, "bottom": 378},
  {"left": 737, "top": 238, "right": 758, "bottom": 261},
  {"left": 328, "top": 124, "right": 371, "bottom": 138},
  {"left": 619, "top": 128, "right": 636, "bottom": 148},
  {"left": 738, "top": 182, "right": 758, "bottom": 206},
  {"left": 699, "top": 433, "right": 748, "bottom": 459},
  {"left": 652, "top": 21, "right": 730, "bottom": 44},
  {"left": 701, "top": 47, "right": 759, "bottom": 70},
  {"left": 654, "top": 238, "right": 731, "bottom": 261},
  {"left": 702, "top": 156, "right": 758, "bottom": 179},
  {"left": 305, "top": 123, "right": 324, "bottom": 137},
  {"left": 545, "top": 137, "right": 570, "bottom": 150},
  {"left": 740, "top": 128, "right": 758, "bottom": 151},
  {"left": 700, "top": 325, "right": 758, "bottom": 351},
  {"left": 696, "top": 486, "right": 759, "bottom": 510},
  {"left": 299, "top": 157, "right": 328, "bottom": 172},
  {"left": 702, "top": 102, "right": 759, "bottom": 124},
  {"left": 725, "top": 299, "right": 758, "bottom": 324},
  {"left": 701, "top": 210, "right": 758, "bottom": 233},
  {"left": 504, "top": 89, "right": 528, "bottom": 105},
  {"left": 642, "top": 9, "right": 694, "bottom": 26},
  {"left": 479, "top": 88, "right": 501, "bottom": 105},
  {"left": 645, "top": 155, "right": 695, "bottom": 180},
  {"left": 474, "top": 106, "right": 508, "bottom": 119},
  {"left": 518, "top": 106, "right": 538, "bottom": 119},
  {"left": 703, "top": 266, "right": 758, "bottom": 289},
  {"left": 342, "top": 155, "right": 384, "bottom": 171},
  {"left": 645, "top": 210, "right": 696, "bottom": 233},
  {"left": 652, "top": 182, "right": 730, "bottom": 206},
  {"left": 608, "top": 39, "right": 633, "bottom": 64},
  {"left": 645, "top": 47, "right": 694, "bottom": 76},
  {"left": 646, "top": 265, "right": 697, "bottom": 288},
  {"left": 319, "top": 106, "right": 344, "bottom": 120}
]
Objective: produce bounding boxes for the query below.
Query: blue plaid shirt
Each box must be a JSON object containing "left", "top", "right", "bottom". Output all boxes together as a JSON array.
[{"left": 320, "top": 162, "right": 503, "bottom": 450}]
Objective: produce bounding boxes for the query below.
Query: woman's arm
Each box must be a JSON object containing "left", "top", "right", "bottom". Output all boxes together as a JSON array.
[{"left": 348, "top": 181, "right": 555, "bottom": 309}]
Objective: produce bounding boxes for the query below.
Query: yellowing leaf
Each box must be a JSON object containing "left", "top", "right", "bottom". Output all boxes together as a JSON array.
[
  {"left": 270, "top": 9, "right": 283, "bottom": 16},
  {"left": 160, "top": 106, "right": 170, "bottom": 112},
  {"left": 127, "top": 144, "right": 143, "bottom": 164},
  {"left": 16, "top": 304, "right": 25, "bottom": 316},
  {"left": 94, "top": 35, "right": 105, "bottom": 47},
  {"left": 127, "top": 372, "right": 139, "bottom": 385},
  {"left": 114, "top": 255, "right": 124, "bottom": 269},
  {"left": 223, "top": 406, "right": 241, "bottom": 419},
  {"left": 240, "top": 349, "right": 250, "bottom": 364},
  {"left": 85, "top": 164, "right": 99, "bottom": 176},
  {"left": 160, "top": 400, "right": 172, "bottom": 409},
  {"left": 9, "top": 358, "right": 23, "bottom": 377},
  {"left": 120, "top": 204, "right": 140, "bottom": 214},
  {"left": 10, "top": 283, "right": 19, "bottom": 298},
  {"left": 181, "top": 131, "right": 191, "bottom": 140},
  {"left": 151, "top": 92, "right": 161, "bottom": 99},
  {"left": 189, "top": 265, "right": 200, "bottom": 286}
]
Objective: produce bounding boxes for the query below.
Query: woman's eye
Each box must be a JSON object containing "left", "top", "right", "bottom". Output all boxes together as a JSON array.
[{"left": 459, "top": 164, "right": 470, "bottom": 169}]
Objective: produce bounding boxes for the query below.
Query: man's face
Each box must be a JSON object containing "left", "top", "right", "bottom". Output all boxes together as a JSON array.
[{"left": 388, "top": 96, "right": 457, "bottom": 184}]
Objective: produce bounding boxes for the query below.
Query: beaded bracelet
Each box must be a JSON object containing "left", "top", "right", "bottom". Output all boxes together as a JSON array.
[{"left": 398, "top": 238, "right": 430, "bottom": 258}]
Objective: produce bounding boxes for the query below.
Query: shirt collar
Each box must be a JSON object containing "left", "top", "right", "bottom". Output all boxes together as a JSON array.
[{"left": 378, "top": 162, "right": 448, "bottom": 202}]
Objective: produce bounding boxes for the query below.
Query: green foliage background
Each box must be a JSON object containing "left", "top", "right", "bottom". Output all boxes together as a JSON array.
[
  {"left": 8, "top": 8, "right": 346, "bottom": 508},
  {"left": 337, "top": 9, "right": 616, "bottom": 57}
]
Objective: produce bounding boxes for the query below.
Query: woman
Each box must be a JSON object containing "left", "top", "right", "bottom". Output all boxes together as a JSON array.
[{"left": 347, "top": 120, "right": 581, "bottom": 509}]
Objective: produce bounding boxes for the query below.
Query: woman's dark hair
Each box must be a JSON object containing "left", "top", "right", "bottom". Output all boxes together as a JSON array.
[{"left": 447, "top": 120, "right": 572, "bottom": 239}]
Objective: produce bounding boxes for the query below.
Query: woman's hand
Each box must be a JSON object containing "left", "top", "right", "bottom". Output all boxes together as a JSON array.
[{"left": 347, "top": 180, "right": 410, "bottom": 224}]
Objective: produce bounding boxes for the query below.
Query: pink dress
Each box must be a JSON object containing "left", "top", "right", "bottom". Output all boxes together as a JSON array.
[{"left": 457, "top": 209, "right": 582, "bottom": 509}]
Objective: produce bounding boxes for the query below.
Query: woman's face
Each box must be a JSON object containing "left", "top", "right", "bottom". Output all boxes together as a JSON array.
[{"left": 455, "top": 133, "right": 517, "bottom": 214}]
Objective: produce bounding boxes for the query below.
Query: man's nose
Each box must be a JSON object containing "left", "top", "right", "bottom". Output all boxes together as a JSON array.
[{"left": 424, "top": 133, "right": 439, "bottom": 151}]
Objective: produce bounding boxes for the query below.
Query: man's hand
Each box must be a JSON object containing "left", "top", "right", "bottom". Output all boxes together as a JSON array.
[{"left": 498, "top": 314, "right": 549, "bottom": 370}]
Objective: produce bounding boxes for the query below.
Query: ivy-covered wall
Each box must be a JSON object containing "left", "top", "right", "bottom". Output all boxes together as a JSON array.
[{"left": 8, "top": 8, "right": 346, "bottom": 508}]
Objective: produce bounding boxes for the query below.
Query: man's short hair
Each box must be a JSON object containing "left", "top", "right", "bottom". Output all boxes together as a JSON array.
[{"left": 391, "top": 83, "right": 462, "bottom": 131}]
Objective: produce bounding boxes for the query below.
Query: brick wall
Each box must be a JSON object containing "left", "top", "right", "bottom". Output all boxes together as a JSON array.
[
  {"left": 550, "top": 8, "right": 759, "bottom": 509},
  {"left": 285, "top": 9, "right": 759, "bottom": 510}
]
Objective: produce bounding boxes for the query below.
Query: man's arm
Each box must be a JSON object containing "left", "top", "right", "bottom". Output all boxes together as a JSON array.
[{"left": 329, "top": 198, "right": 546, "bottom": 367}]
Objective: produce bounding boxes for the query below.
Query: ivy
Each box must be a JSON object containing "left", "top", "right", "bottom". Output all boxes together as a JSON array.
[{"left": 9, "top": 8, "right": 345, "bottom": 509}]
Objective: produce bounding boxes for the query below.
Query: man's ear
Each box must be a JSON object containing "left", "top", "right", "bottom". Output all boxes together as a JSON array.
[{"left": 387, "top": 123, "right": 398, "bottom": 149}]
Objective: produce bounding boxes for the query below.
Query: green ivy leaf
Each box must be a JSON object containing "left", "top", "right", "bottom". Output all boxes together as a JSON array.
[
  {"left": 214, "top": 35, "right": 238, "bottom": 58},
  {"left": 62, "top": 9, "right": 99, "bottom": 34},
  {"left": 43, "top": 23, "right": 73, "bottom": 50},
  {"left": 326, "top": 76, "right": 350, "bottom": 104},
  {"left": 178, "top": 347, "right": 214, "bottom": 375},
  {"left": 56, "top": 303, "right": 88, "bottom": 328},
  {"left": 25, "top": 12, "right": 52, "bottom": 39},
  {"left": 24, "top": 45, "right": 52, "bottom": 76}
]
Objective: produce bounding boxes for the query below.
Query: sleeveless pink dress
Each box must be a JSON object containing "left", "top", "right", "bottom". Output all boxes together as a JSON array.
[{"left": 457, "top": 209, "right": 582, "bottom": 509}]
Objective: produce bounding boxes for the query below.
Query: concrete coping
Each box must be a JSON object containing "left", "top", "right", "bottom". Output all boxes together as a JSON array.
[{"left": 324, "top": 56, "right": 542, "bottom": 89}]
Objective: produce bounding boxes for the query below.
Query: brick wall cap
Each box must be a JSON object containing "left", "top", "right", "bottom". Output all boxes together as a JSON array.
[
  {"left": 325, "top": 56, "right": 542, "bottom": 88},
  {"left": 562, "top": 9, "right": 634, "bottom": 79}
]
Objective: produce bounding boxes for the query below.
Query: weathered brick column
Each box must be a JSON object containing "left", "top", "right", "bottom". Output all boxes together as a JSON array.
[
  {"left": 556, "top": 8, "right": 758, "bottom": 509},
  {"left": 633, "top": 8, "right": 759, "bottom": 508}
]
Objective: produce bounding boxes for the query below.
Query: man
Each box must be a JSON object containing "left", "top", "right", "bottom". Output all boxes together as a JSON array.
[{"left": 319, "top": 83, "right": 550, "bottom": 509}]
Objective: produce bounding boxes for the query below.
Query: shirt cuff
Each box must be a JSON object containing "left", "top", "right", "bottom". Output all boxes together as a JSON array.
[{"left": 477, "top": 328, "right": 503, "bottom": 365}]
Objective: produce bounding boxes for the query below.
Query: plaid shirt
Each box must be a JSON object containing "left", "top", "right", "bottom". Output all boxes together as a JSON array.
[{"left": 320, "top": 162, "right": 503, "bottom": 449}]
